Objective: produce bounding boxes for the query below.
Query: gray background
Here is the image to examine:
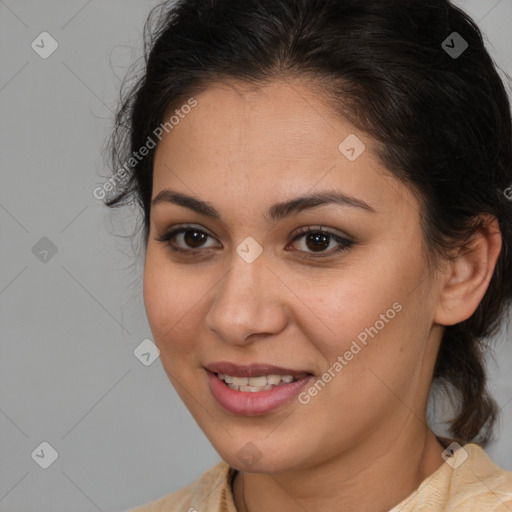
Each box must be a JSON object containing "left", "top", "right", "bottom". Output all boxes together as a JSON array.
[{"left": 0, "top": 1, "right": 511, "bottom": 511}]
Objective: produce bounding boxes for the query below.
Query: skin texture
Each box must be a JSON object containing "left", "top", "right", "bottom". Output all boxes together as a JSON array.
[{"left": 143, "top": 78, "right": 502, "bottom": 512}]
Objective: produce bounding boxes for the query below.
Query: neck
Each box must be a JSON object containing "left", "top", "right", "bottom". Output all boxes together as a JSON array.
[{"left": 232, "top": 427, "right": 445, "bottom": 512}]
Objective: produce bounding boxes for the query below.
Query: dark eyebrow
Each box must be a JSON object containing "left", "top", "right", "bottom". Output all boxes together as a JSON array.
[
  {"left": 152, "top": 190, "right": 220, "bottom": 218},
  {"left": 265, "top": 190, "right": 376, "bottom": 221},
  {"left": 151, "top": 189, "right": 377, "bottom": 222}
]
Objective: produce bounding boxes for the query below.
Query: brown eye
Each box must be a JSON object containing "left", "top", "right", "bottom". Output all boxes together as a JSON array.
[
  {"left": 290, "top": 226, "right": 354, "bottom": 257},
  {"left": 155, "top": 225, "right": 220, "bottom": 254},
  {"left": 183, "top": 229, "right": 209, "bottom": 248},
  {"left": 304, "top": 232, "right": 330, "bottom": 252}
]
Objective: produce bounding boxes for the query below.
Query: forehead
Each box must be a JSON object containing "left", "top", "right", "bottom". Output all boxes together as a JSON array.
[
  {"left": 152, "top": 79, "right": 418, "bottom": 223},
  {"left": 157, "top": 79, "right": 349, "bottom": 166}
]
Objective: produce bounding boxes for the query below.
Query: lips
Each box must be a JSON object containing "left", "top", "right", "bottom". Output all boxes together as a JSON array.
[
  {"left": 205, "top": 361, "right": 311, "bottom": 379},
  {"left": 204, "top": 361, "right": 314, "bottom": 415}
]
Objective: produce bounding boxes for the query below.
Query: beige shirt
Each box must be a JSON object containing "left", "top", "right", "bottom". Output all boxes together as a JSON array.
[{"left": 128, "top": 443, "right": 512, "bottom": 511}]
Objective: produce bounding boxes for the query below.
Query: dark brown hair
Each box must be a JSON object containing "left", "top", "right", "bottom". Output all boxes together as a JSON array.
[{"left": 105, "top": 0, "right": 512, "bottom": 446}]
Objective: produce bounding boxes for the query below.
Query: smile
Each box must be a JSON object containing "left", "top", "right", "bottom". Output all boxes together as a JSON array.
[
  {"left": 217, "top": 373, "right": 297, "bottom": 391},
  {"left": 205, "top": 362, "right": 314, "bottom": 415}
]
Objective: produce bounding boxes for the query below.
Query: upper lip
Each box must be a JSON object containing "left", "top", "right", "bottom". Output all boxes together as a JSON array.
[{"left": 205, "top": 361, "right": 312, "bottom": 378}]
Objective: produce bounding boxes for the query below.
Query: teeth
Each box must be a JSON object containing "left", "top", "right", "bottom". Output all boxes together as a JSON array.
[
  {"left": 248, "top": 376, "right": 267, "bottom": 386},
  {"left": 217, "top": 373, "right": 298, "bottom": 391},
  {"left": 267, "top": 374, "right": 282, "bottom": 385},
  {"left": 239, "top": 385, "right": 273, "bottom": 392}
]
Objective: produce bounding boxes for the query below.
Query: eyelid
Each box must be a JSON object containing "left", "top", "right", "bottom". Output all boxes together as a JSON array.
[
  {"left": 155, "top": 223, "right": 220, "bottom": 246},
  {"left": 288, "top": 225, "right": 354, "bottom": 256},
  {"left": 290, "top": 224, "right": 351, "bottom": 240}
]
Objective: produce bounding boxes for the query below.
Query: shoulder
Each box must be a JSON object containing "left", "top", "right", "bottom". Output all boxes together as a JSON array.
[
  {"left": 391, "top": 443, "right": 512, "bottom": 512},
  {"left": 448, "top": 443, "right": 512, "bottom": 511},
  {"left": 127, "top": 460, "right": 236, "bottom": 512}
]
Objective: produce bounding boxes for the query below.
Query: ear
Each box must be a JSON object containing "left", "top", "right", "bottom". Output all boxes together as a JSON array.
[{"left": 434, "top": 215, "right": 502, "bottom": 326}]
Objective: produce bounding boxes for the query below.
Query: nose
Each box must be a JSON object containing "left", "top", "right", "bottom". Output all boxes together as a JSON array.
[{"left": 204, "top": 250, "right": 288, "bottom": 346}]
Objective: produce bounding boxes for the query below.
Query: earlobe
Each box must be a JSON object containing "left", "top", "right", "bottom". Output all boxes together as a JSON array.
[{"left": 434, "top": 216, "right": 502, "bottom": 326}]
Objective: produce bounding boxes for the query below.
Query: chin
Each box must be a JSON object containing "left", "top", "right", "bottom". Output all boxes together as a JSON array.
[{"left": 212, "top": 436, "right": 308, "bottom": 474}]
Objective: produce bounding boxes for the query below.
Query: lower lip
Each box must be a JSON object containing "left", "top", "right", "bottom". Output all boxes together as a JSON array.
[{"left": 206, "top": 371, "right": 314, "bottom": 416}]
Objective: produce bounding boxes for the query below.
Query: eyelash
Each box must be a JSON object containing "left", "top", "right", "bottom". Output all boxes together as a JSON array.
[{"left": 155, "top": 224, "right": 354, "bottom": 258}]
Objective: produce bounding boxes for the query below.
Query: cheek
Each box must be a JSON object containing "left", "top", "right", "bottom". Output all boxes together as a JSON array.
[
  {"left": 292, "top": 246, "right": 427, "bottom": 393},
  {"left": 143, "top": 249, "right": 197, "bottom": 350},
  {"left": 289, "top": 266, "right": 407, "bottom": 361}
]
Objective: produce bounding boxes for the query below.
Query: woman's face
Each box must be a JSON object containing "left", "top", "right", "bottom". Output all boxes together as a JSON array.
[{"left": 144, "top": 79, "right": 444, "bottom": 473}]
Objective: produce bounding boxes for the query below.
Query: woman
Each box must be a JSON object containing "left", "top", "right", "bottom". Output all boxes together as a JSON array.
[{"left": 106, "top": 0, "right": 512, "bottom": 510}]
